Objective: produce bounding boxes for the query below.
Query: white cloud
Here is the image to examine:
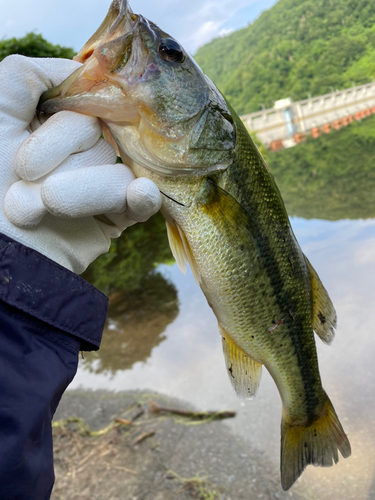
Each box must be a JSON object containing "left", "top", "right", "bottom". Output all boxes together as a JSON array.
[
  {"left": 355, "top": 237, "right": 375, "bottom": 265},
  {"left": 218, "top": 28, "right": 235, "bottom": 37},
  {"left": 0, "top": 0, "right": 266, "bottom": 54},
  {"left": 184, "top": 20, "right": 222, "bottom": 51}
]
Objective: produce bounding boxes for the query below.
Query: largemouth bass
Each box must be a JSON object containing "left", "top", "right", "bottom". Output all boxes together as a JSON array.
[{"left": 39, "top": 0, "right": 351, "bottom": 489}]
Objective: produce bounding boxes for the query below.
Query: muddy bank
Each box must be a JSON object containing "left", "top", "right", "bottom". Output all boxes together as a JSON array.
[{"left": 52, "top": 390, "right": 306, "bottom": 500}]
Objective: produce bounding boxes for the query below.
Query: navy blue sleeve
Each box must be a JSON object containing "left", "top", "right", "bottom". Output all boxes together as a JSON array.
[
  {"left": 0, "top": 234, "right": 108, "bottom": 351},
  {"left": 0, "top": 233, "right": 109, "bottom": 499}
]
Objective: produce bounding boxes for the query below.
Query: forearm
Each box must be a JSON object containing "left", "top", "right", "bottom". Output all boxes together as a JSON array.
[
  {"left": 0, "top": 234, "right": 108, "bottom": 500},
  {"left": 0, "top": 232, "right": 108, "bottom": 349}
]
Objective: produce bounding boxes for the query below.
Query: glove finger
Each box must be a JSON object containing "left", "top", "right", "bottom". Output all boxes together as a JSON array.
[
  {"left": 94, "top": 213, "right": 136, "bottom": 240},
  {"left": 126, "top": 178, "right": 162, "bottom": 222},
  {"left": 3, "top": 139, "right": 117, "bottom": 229},
  {"left": 96, "top": 178, "right": 162, "bottom": 239},
  {"left": 25, "top": 57, "right": 83, "bottom": 85},
  {"left": 4, "top": 180, "right": 46, "bottom": 228},
  {"left": 53, "top": 138, "right": 117, "bottom": 174},
  {"left": 0, "top": 55, "right": 81, "bottom": 136},
  {"left": 15, "top": 111, "right": 102, "bottom": 181},
  {"left": 41, "top": 164, "right": 135, "bottom": 218}
]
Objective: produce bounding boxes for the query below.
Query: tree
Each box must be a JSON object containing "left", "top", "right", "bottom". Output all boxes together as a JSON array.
[{"left": 0, "top": 32, "right": 75, "bottom": 62}]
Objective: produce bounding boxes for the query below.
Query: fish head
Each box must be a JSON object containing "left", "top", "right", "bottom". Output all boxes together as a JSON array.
[{"left": 39, "top": 0, "right": 235, "bottom": 176}]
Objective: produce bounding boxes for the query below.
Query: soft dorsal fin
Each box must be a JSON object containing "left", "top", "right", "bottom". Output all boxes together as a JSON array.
[
  {"left": 305, "top": 256, "right": 337, "bottom": 345},
  {"left": 219, "top": 325, "right": 262, "bottom": 399},
  {"left": 165, "top": 220, "right": 201, "bottom": 284}
]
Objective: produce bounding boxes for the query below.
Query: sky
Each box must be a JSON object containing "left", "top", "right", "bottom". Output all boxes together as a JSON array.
[{"left": 0, "top": 0, "right": 278, "bottom": 55}]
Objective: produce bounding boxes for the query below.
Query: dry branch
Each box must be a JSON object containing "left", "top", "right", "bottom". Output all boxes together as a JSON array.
[
  {"left": 148, "top": 401, "right": 236, "bottom": 421},
  {"left": 132, "top": 431, "right": 155, "bottom": 445}
]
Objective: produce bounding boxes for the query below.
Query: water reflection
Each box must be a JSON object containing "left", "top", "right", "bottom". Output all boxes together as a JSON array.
[
  {"left": 267, "top": 118, "right": 375, "bottom": 221},
  {"left": 368, "top": 475, "right": 375, "bottom": 500},
  {"left": 82, "top": 211, "right": 173, "bottom": 294},
  {"left": 74, "top": 216, "right": 375, "bottom": 500},
  {"left": 83, "top": 272, "right": 179, "bottom": 374}
]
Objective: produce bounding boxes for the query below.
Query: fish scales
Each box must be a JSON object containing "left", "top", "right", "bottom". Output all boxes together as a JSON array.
[
  {"left": 38, "top": 0, "right": 351, "bottom": 490},
  {"left": 135, "top": 110, "right": 323, "bottom": 424},
  {"left": 222, "top": 113, "right": 323, "bottom": 421}
]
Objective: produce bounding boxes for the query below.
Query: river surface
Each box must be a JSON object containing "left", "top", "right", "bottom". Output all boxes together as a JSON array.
[{"left": 70, "top": 214, "right": 375, "bottom": 499}]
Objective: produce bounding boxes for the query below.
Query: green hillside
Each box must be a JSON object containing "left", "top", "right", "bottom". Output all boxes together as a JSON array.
[
  {"left": 195, "top": 0, "right": 375, "bottom": 115},
  {"left": 195, "top": 0, "right": 375, "bottom": 221}
]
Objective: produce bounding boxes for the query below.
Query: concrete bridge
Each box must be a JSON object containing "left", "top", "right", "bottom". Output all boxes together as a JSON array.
[{"left": 240, "top": 82, "right": 375, "bottom": 151}]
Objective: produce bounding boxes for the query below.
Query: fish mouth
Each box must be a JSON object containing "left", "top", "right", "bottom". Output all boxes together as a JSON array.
[
  {"left": 38, "top": 0, "right": 235, "bottom": 177},
  {"left": 75, "top": 0, "right": 137, "bottom": 64},
  {"left": 38, "top": 0, "right": 149, "bottom": 121}
]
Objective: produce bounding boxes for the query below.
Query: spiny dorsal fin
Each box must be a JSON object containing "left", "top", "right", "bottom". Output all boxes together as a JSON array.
[
  {"left": 165, "top": 220, "right": 201, "bottom": 284},
  {"left": 219, "top": 325, "right": 262, "bottom": 399},
  {"left": 305, "top": 256, "right": 337, "bottom": 345}
]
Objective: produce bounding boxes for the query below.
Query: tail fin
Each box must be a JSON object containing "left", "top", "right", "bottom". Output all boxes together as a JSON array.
[{"left": 280, "top": 395, "right": 351, "bottom": 490}]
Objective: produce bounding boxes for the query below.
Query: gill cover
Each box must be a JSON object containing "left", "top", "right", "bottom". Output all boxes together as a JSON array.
[{"left": 38, "top": 0, "right": 235, "bottom": 177}]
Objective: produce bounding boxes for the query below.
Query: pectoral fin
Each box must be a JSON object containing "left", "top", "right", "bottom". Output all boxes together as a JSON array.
[
  {"left": 219, "top": 325, "right": 262, "bottom": 399},
  {"left": 165, "top": 220, "right": 201, "bottom": 284},
  {"left": 102, "top": 122, "right": 120, "bottom": 156},
  {"left": 200, "top": 179, "right": 257, "bottom": 242},
  {"left": 305, "top": 256, "right": 337, "bottom": 345}
]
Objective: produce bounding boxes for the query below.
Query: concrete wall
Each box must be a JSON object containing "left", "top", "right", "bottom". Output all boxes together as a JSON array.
[{"left": 241, "top": 82, "right": 375, "bottom": 150}]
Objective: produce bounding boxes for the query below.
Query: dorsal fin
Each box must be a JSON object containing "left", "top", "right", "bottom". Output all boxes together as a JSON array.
[
  {"left": 219, "top": 325, "right": 262, "bottom": 399},
  {"left": 305, "top": 256, "right": 337, "bottom": 345},
  {"left": 165, "top": 220, "right": 201, "bottom": 284}
]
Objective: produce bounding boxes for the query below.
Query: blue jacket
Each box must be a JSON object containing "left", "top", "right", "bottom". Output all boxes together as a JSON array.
[{"left": 0, "top": 233, "right": 108, "bottom": 499}]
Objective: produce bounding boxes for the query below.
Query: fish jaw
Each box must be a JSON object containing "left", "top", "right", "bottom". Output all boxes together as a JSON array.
[
  {"left": 74, "top": 0, "right": 135, "bottom": 64},
  {"left": 38, "top": 6, "right": 146, "bottom": 123},
  {"left": 38, "top": 57, "right": 137, "bottom": 122},
  {"left": 38, "top": 0, "right": 235, "bottom": 178}
]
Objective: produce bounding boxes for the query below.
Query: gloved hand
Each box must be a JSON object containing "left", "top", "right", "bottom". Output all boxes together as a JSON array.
[{"left": 0, "top": 55, "right": 161, "bottom": 274}]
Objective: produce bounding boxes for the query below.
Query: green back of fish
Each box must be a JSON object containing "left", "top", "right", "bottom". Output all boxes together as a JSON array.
[
  {"left": 198, "top": 108, "right": 323, "bottom": 414},
  {"left": 190, "top": 110, "right": 350, "bottom": 490}
]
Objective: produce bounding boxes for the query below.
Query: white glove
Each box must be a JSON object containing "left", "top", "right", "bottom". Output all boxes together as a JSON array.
[{"left": 0, "top": 55, "right": 162, "bottom": 274}]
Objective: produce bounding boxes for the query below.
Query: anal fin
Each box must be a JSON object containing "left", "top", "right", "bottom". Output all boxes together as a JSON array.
[
  {"left": 305, "top": 256, "right": 337, "bottom": 345},
  {"left": 219, "top": 325, "right": 262, "bottom": 399}
]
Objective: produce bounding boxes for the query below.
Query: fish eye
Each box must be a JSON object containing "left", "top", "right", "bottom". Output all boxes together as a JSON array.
[{"left": 159, "top": 39, "right": 185, "bottom": 63}]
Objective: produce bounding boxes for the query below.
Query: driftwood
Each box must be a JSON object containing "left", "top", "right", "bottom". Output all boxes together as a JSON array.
[
  {"left": 132, "top": 431, "right": 155, "bottom": 445},
  {"left": 114, "top": 418, "right": 132, "bottom": 426},
  {"left": 148, "top": 401, "right": 236, "bottom": 421}
]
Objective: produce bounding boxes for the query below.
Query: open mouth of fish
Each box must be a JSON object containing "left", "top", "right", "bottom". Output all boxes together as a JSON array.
[
  {"left": 40, "top": 2, "right": 155, "bottom": 122},
  {"left": 38, "top": 0, "right": 235, "bottom": 177}
]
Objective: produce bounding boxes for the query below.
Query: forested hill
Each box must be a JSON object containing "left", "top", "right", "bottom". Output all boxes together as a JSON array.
[{"left": 194, "top": 0, "right": 375, "bottom": 115}]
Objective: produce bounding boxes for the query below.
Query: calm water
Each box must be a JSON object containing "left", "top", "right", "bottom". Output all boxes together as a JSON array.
[{"left": 70, "top": 211, "right": 375, "bottom": 499}]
